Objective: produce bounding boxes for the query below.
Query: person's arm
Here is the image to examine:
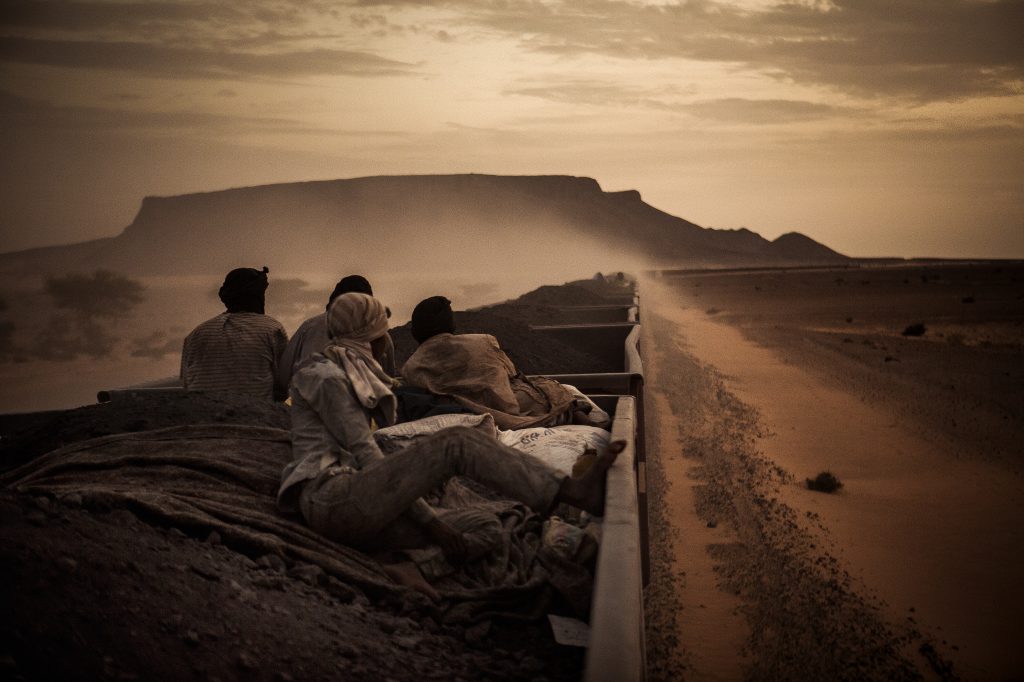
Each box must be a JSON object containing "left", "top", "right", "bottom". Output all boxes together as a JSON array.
[
  {"left": 270, "top": 324, "right": 290, "bottom": 402},
  {"left": 381, "top": 332, "right": 398, "bottom": 377},
  {"left": 314, "top": 372, "right": 437, "bottom": 526},
  {"left": 276, "top": 324, "right": 305, "bottom": 396},
  {"left": 179, "top": 334, "right": 191, "bottom": 389}
]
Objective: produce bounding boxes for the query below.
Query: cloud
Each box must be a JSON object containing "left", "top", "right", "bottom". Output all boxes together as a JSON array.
[
  {"left": 458, "top": 0, "right": 1024, "bottom": 102},
  {"left": 0, "top": 0, "right": 315, "bottom": 35},
  {"left": 5, "top": 1, "right": 1019, "bottom": 101},
  {"left": 0, "top": 89, "right": 291, "bottom": 133},
  {"left": 504, "top": 77, "right": 696, "bottom": 111},
  {"left": 0, "top": 36, "right": 416, "bottom": 79},
  {"left": 0, "top": 90, "right": 407, "bottom": 138},
  {"left": 682, "top": 98, "right": 856, "bottom": 124},
  {"left": 504, "top": 79, "right": 848, "bottom": 123}
]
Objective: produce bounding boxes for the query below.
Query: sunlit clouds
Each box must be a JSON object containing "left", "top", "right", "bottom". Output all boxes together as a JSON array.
[{"left": 1, "top": 0, "right": 1022, "bottom": 257}]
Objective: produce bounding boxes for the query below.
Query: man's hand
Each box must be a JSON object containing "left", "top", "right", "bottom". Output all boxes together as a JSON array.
[{"left": 426, "top": 518, "right": 468, "bottom": 565}]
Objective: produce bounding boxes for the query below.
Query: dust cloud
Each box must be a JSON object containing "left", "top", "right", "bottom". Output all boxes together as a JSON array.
[{"left": 0, "top": 213, "right": 645, "bottom": 413}]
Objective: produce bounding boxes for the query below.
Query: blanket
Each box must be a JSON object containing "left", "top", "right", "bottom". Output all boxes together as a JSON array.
[
  {"left": 1, "top": 423, "right": 590, "bottom": 622},
  {"left": 402, "top": 333, "right": 577, "bottom": 429}
]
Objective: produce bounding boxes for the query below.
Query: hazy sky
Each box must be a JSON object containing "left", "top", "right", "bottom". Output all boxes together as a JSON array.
[{"left": 1, "top": 0, "right": 1022, "bottom": 258}]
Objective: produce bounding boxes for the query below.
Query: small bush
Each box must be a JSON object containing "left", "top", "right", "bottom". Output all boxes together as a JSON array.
[
  {"left": 806, "top": 471, "right": 843, "bottom": 493},
  {"left": 902, "top": 323, "right": 926, "bottom": 337}
]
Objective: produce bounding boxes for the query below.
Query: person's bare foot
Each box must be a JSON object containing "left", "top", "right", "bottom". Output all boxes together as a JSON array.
[
  {"left": 381, "top": 561, "right": 441, "bottom": 603},
  {"left": 558, "top": 439, "right": 626, "bottom": 515}
]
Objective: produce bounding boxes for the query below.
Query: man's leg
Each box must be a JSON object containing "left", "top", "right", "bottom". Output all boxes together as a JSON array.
[{"left": 302, "top": 427, "right": 564, "bottom": 546}]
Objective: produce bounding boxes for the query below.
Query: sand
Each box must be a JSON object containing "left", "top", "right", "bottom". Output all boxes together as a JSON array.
[{"left": 641, "top": 264, "right": 1024, "bottom": 681}]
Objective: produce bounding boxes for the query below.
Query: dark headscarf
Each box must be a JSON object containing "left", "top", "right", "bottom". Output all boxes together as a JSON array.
[
  {"left": 328, "top": 275, "right": 391, "bottom": 318},
  {"left": 411, "top": 296, "right": 454, "bottom": 344},
  {"left": 328, "top": 275, "right": 372, "bottom": 305},
  {"left": 219, "top": 266, "right": 269, "bottom": 314}
]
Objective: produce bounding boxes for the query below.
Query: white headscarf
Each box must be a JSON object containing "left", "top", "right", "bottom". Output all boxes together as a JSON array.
[{"left": 322, "top": 293, "right": 396, "bottom": 426}]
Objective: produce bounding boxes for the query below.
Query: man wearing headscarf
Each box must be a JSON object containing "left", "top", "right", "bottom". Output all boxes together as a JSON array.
[
  {"left": 276, "top": 274, "right": 397, "bottom": 390},
  {"left": 180, "top": 266, "right": 288, "bottom": 400},
  {"left": 279, "top": 292, "right": 623, "bottom": 572},
  {"left": 403, "top": 296, "right": 597, "bottom": 429}
]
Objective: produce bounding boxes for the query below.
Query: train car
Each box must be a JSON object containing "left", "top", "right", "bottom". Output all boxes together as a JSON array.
[{"left": 530, "top": 289, "right": 647, "bottom": 682}]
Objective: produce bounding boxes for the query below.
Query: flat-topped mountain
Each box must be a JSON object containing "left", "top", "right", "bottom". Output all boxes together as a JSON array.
[{"left": 0, "top": 174, "right": 846, "bottom": 275}]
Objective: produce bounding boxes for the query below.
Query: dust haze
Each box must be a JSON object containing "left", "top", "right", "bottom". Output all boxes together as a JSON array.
[{"left": 0, "top": 197, "right": 644, "bottom": 412}]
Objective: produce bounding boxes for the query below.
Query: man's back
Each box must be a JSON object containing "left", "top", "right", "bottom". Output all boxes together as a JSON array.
[
  {"left": 181, "top": 312, "right": 288, "bottom": 400},
  {"left": 403, "top": 333, "right": 519, "bottom": 413}
]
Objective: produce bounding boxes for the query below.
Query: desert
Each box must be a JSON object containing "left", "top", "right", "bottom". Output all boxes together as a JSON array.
[
  {"left": 641, "top": 262, "right": 1024, "bottom": 680},
  {"left": 3, "top": 258, "right": 1022, "bottom": 681},
  {"left": 4, "top": 0, "right": 1023, "bottom": 677}
]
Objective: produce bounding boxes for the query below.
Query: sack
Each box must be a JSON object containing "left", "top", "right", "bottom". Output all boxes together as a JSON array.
[
  {"left": 374, "top": 413, "right": 497, "bottom": 454},
  {"left": 561, "top": 384, "right": 611, "bottom": 428},
  {"left": 497, "top": 425, "right": 611, "bottom": 475}
]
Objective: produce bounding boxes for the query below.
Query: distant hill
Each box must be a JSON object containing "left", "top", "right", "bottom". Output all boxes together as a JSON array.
[{"left": 0, "top": 174, "right": 847, "bottom": 276}]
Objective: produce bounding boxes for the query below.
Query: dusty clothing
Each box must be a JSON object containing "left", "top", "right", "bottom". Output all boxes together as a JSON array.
[
  {"left": 279, "top": 355, "right": 434, "bottom": 526},
  {"left": 277, "top": 314, "right": 397, "bottom": 388},
  {"left": 402, "top": 333, "right": 577, "bottom": 429},
  {"left": 298, "top": 427, "right": 563, "bottom": 550},
  {"left": 280, "top": 354, "right": 565, "bottom": 553},
  {"left": 180, "top": 312, "right": 287, "bottom": 400}
]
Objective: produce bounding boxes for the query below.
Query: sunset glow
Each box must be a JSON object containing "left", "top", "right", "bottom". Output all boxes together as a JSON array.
[{"left": 1, "top": 0, "right": 1022, "bottom": 257}]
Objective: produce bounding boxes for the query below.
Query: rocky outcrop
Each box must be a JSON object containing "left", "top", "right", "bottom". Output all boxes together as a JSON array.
[{"left": 0, "top": 174, "right": 847, "bottom": 275}]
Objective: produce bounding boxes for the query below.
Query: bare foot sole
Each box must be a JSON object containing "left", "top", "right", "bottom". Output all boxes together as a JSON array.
[
  {"left": 381, "top": 561, "right": 440, "bottom": 603},
  {"left": 559, "top": 439, "right": 626, "bottom": 515}
]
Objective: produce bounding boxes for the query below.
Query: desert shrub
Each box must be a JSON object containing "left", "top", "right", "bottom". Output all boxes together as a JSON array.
[
  {"left": 901, "top": 323, "right": 926, "bottom": 337},
  {"left": 37, "top": 270, "right": 145, "bottom": 359},
  {"left": 45, "top": 270, "right": 144, "bottom": 318},
  {"left": 806, "top": 471, "right": 843, "bottom": 493}
]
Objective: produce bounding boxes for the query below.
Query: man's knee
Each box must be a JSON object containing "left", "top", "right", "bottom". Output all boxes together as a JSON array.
[{"left": 438, "top": 425, "right": 490, "bottom": 445}]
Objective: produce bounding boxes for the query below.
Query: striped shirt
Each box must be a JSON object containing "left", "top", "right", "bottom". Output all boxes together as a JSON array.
[{"left": 180, "top": 312, "right": 288, "bottom": 400}]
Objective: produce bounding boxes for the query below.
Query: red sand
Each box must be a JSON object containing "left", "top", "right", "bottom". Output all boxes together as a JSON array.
[{"left": 641, "top": 265, "right": 1024, "bottom": 680}]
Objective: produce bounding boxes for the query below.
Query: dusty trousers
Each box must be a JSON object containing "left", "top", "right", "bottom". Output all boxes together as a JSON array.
[{"left": 298, "top": 426, "right": 565, "bottom": 549}]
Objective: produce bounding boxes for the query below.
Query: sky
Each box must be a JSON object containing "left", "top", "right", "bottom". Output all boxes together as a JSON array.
[{"left": 0, "top": 0, "right": 1022, "bottom": 258}]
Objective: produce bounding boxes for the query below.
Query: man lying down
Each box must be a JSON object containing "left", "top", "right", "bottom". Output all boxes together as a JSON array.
[{"left": 278, "top": 292, "right": 624, "bottom": 595}]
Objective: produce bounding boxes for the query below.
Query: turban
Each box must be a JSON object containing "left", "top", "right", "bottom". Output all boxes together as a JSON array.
[
  {"left": 411, "top": 296, "right": 454, "bottom": 344},
  {"left": 327, "top": 292, "right": 389, "bottom": 344},
  {"left": 328, "top": 275, "right": 373, "bottom": 305},
  {"left": 219, "top": 266, "right": 269, "bottom": 314},
  {"left": 323, "top": 293, "right": 395, "bottom": 425}
]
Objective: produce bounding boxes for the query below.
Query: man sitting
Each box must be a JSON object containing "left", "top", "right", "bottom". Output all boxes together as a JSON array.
[
  {"left": 401, "top": 296, "right": 593, "bottom": 429},
  {"left": 180, "top": 266, "right": 288, "bottom": 401},
  {"left": 277, "top": 275, "right": 397, "bottom": 390},
  {"left": 279, "top": 293, "right": 623, "bottom": 574}
]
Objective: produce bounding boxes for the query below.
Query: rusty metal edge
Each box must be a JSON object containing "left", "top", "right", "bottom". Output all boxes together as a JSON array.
[{"left": 585, "top": 394, "right": 646, "bottom": 682}]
